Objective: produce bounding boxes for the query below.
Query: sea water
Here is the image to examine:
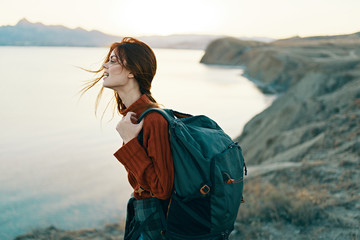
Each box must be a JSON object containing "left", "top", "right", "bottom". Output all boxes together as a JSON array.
[{"left": 0, "top": 46, "right": 274, "bottom": 239}]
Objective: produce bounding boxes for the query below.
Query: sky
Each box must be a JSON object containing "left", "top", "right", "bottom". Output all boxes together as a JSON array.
[{"left": 1, "top": 0, "right": 359, "bottom": 39}]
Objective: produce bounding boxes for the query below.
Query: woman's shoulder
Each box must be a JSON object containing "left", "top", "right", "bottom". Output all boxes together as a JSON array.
[
  {"left": 141, "top": 111, "right": 169, "bottom": 139},
  {"left": 142, "top": 110, "right": 168, "bottom": 127}
]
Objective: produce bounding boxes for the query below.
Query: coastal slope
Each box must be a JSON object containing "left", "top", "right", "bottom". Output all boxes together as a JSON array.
[
  {"left": 202, "top": 35, "right": 360, "bottom": 239},
  {"left": 201, "top": 35, "right": 360, "bottom": 93}
]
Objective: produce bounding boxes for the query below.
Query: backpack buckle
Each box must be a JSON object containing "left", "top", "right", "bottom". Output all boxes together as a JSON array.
[
  {"left": 134, "top": 186, "right": 145, "bottom": 196},
  {"left": 200, "top": 184, "right": 210, "bottom": 195}
]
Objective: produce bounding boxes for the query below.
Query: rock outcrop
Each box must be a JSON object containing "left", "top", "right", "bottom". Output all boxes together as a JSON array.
[
  {"left": 201, "top": 35, "right": 360, "bottom": 93},
  {"left": 202, "top": 34, "right": 360, "bottom": 239}
]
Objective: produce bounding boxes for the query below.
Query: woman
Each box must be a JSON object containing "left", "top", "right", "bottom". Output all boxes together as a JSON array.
[{"left": 82, "top": 37, "right": 174, "bottom": 240}]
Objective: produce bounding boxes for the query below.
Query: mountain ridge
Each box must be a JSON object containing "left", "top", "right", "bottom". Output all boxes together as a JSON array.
[{"left": 0, "top": 18, "right": 274, "bottom": 49}]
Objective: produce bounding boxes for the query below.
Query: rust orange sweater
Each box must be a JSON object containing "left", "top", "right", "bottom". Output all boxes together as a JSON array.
[{"left": 113, "top": 94, "right": 174, "bottom": 200}]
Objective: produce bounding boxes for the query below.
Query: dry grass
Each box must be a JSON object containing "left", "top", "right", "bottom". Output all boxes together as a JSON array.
[
  {"left": 232, "top": 177, "right": 341, "bottom": 239},
  {"left": 237, "top": 178, "right": 329, "bottom": 225}
]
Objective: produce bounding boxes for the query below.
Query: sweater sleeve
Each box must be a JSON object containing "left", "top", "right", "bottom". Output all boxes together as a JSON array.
[{"left": 113, "top": 112, "right": 174, "bottom": 200}]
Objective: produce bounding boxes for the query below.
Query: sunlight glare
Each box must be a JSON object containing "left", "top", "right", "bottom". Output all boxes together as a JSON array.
[{"left": 114, "top": 0, "right": 220, "bottom": 35}]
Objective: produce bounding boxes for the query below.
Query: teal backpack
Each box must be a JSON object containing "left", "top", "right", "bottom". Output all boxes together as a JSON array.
[{"left": 138, "top": 108, "right": 247, "bottom": 240}]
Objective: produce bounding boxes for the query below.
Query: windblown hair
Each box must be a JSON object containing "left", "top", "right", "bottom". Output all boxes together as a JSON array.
[{"left": 80, "top": 37, "right": 158, "bottom": 117}]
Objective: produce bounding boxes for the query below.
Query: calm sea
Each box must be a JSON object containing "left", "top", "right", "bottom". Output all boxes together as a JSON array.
[{"left": 0, "top": 46, "right": 274, "bottom": 239}]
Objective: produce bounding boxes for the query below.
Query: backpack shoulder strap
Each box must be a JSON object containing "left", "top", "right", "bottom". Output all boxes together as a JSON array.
[
  {"left": 137, "top": 108, "right": 192, "bottom": 123},
  {"left": 136, "top": 108, "right": 172, "bottom": 146},
  {"left": 136, "top": 108, "right": 192, "bottom": 146},
  {"left": 137, "top": 108, "right": 173, "bottom": 124}
]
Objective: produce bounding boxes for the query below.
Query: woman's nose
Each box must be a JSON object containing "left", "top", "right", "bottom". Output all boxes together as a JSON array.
[{"left": 103, "top": 62, "right": 108, "bottom": 69}]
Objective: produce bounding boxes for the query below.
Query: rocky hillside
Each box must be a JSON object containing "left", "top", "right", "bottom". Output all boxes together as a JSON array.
[
  {"left": 201, "top": 34, "right": 360, "bottom": 93},
  {"left": 202, "top": 35, "right": 360, "bottom": 239}
]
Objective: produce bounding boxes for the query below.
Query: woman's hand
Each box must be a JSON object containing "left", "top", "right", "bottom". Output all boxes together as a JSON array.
[{"left": 116, "top": 112, "right": 144, "bottom": 144}]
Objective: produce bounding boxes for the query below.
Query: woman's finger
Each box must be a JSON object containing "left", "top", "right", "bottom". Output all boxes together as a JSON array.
[
  {"left": 124, "top": 112, "right": 138, "bottom": 123},
  {"left": 130, "top": 115, "right": 138, "bottom": 123}
]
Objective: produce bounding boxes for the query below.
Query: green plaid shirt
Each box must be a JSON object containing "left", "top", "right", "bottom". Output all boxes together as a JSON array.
[{"left": 124, "top": 197, "right": 165, "bottom": 240}]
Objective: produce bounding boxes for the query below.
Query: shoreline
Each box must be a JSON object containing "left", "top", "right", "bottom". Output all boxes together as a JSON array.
[
  {"left": 201, "top": 62, "right": 281, "bottom": 95},
  {"left": 14, "top": 223, "right": 125, "bottom": 240}
]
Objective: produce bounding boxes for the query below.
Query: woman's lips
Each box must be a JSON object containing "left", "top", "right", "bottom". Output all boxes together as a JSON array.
[{"left": 103, "top": 72, "right": 109, "bottom": 80}]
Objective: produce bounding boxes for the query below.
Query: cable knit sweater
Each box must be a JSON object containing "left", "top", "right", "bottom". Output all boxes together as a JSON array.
[{"left": 113, "top": 94, "right": 174, "bottom": 200}]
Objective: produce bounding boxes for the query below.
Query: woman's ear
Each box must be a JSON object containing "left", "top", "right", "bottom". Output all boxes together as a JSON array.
[{"left": 128, "top": 73, "right": 134, "bottom": 79}]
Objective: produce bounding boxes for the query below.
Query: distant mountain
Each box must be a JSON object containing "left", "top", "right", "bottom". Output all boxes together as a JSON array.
[
  {"left": 0, "top": 18, "right": 274, "bottom": 49},
  {"left": 0, "top": 18, "right": 121, "bottom": 47}
]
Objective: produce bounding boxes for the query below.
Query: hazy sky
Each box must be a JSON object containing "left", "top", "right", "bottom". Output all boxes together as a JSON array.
[{"left": 1, "top": 0, "right": 359, "bottom": 39}]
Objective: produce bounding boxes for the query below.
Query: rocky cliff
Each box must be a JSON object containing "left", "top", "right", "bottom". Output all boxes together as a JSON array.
[
  {"left": 201, "top": 35, "right": 360, "bottom": 93},
  {"left": 202, "top": 35, "right": 360, "bottom": 239}
]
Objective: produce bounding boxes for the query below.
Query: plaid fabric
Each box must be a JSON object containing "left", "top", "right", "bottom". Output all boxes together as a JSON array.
[{"left": 124, "top": 197, "right": 165, "bottom": 240}]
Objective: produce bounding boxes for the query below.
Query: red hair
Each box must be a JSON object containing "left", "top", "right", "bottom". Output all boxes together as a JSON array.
[{"left": 81, "top": 37, "right": 158, "bottom": 117}]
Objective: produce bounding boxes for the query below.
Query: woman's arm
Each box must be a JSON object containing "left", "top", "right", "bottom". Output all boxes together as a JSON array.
[
  {"left": 116, "top": 112, "right": 144, "bottom": 144},
  {"left": 114, "top": 112, "right": 174, "bottom": 199}
]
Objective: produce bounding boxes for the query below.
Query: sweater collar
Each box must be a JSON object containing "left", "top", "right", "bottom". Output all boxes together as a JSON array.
[{"left": 120, "top": 94, "right": 153, "bottom": 118}]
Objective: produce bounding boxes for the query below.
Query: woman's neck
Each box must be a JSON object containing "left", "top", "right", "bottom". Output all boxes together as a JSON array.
[{"left": 117, "top": 88, "right": 142, "bottom": 108}]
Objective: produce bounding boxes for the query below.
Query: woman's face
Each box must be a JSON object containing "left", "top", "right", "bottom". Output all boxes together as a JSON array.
[{"left": 102, "top": 50, "right": 134, "bottom": 90}]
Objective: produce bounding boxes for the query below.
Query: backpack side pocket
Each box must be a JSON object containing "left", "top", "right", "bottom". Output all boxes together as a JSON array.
[{"left": 211, "top": 143, "right": 245, "bottom": 232}]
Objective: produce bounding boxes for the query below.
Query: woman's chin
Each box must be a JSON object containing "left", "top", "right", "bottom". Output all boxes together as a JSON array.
[
  {"left": 102, "top": 79, "right": 112, "bottom": 88},
  {"left": 102, "top": 82, "right": 113, "bottom": 89}
]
